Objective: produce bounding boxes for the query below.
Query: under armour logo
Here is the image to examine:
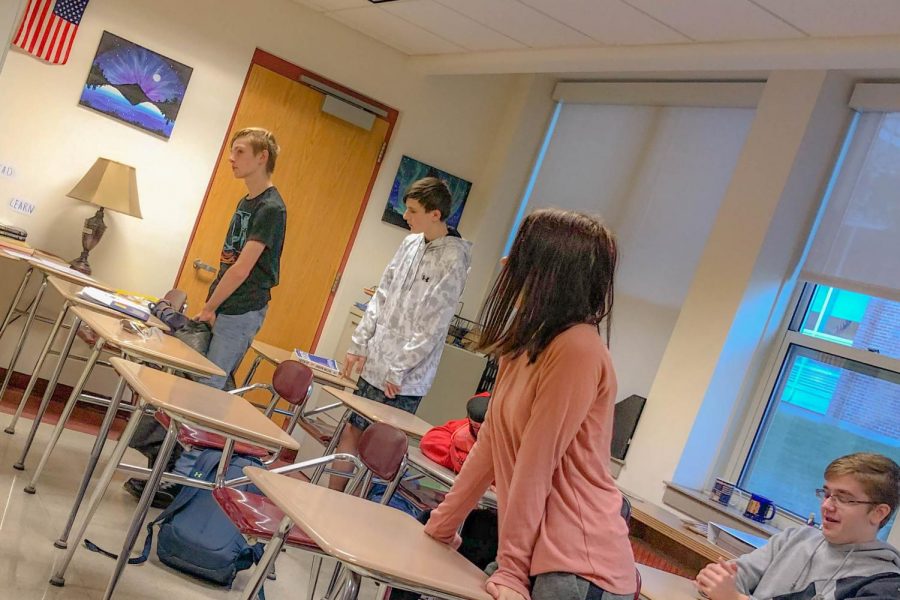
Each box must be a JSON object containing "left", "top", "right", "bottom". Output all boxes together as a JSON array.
[{"left": 421, "top": 275, "right": 431, "bottom": 283}]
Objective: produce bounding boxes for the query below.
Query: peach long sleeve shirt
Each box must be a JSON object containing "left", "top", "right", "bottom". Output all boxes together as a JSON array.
[{"left": 424, "top": 324, "right": 636, "bottom": 599}]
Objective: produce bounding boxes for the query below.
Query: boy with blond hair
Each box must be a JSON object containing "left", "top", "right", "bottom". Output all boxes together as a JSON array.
[
  {"left": 696, "top": 452, "right": 900, "bottom": 600},
  {"left": 195, "top": 127, "right": 286, "bottom": 390}
]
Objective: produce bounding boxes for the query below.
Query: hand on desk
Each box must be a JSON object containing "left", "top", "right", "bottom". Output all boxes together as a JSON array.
[
  {"left": 194, "top": 307, "right": 217, "bottom": 327},
  {"left": 695, "top": 560, "right": 748, "bottom": 600},
  {"left": 341, "top": 353, "right": 366, "bottom": 379},
  {"left": 486, "top": 582, "right": 525, "bottom": 600}
]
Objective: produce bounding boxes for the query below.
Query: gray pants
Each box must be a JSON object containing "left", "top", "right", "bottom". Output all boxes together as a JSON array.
[{"left": 532, "top": 573, "right": 634, "bottom": 600}]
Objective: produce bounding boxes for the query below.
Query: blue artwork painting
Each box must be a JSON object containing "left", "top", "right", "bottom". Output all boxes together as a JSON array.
[
  {"left": 383, "top": 156, "right": 472, "bottom": 230},
  {"left": 79, "top": 31, "right": 192, "bottom": 139}
]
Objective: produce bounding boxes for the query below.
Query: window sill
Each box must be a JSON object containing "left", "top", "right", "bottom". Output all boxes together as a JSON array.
[{"left": 662, "top": 482, "right": 783, "bottom": 539}]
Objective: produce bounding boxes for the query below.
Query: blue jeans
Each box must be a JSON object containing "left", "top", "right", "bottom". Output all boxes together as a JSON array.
[{"left": 202, "top": 306, "right": 267, "bottom": 390}]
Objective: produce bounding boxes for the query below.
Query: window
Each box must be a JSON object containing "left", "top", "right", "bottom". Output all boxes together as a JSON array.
[
  {"left": 740, "top": 285, "right": 900, "bottom": 538},
  {"left": 739, "top": 107, "right": 900, "bottom": 541}
]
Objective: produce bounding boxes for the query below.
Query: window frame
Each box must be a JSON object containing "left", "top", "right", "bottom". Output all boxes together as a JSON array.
[{"left": 726, "top": 280, "right": 900, "bottom": 537}]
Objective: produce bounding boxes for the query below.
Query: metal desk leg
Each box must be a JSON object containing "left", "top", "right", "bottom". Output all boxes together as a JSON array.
[
  {"left": 310, "top": 409, "right": 350, "bottom": 485},
  {"left": 239, "top": 515, "right": 293, "bottom": 600},
  {"left": 54, "top": 374, "right": 127, "bottom": 549},
  {"left": 0, "top": 267, "right": 33, "bottom": 339},
  {"left": 327, "top": 568, "right": 361, "bottom": 600},
  {"left": 100, "top": 417, "right": 179, "bottom": 600},
  {"left": 241, "top": 353, "right": 265, "bottom": 388},
  {"left": 5, "top": 302, "right": 69, "bottom": 435},
  {"left": 49, "top": 399, "right": 146, "bottom": 587},
  {"left": 12, "top": 315, "right": 80, "bottom": 470},
  {"left": 0, "top": 275, "right": 47, "bottom": 401},
  {"left": 24, "top": 336, "right": 105, "bottom": 493}
]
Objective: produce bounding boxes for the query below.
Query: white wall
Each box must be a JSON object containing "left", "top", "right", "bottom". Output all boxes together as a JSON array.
[
  {"left": 0, "top": 0, "right": 548, "bottom": 383},
  {"left": 618, "top": 72, "right": 855, "bottom": 504}
]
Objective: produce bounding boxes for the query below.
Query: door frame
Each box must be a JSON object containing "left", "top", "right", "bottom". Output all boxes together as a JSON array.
[{"left": 174, "top": 48, "right": 398, "bottom": 350}]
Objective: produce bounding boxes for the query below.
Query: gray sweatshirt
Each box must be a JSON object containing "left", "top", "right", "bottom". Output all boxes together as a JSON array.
[
  {"left": 349, "top": 230, "right": 471, "bottom": 396},
  {"left": 735, "top": 525, "right": 900, "bottom": 599}
]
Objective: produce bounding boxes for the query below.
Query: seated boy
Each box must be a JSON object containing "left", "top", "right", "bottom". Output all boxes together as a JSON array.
[
  {"left": 419, "top": 392, "right": 490, "bottom": 473},
  {"left": 695, "top": 452, "right": 900, "bottom": 600}
]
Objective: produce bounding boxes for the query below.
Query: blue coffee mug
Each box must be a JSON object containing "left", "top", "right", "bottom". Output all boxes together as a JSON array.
[{"left": 744, "top": 493, "right": 776, "bottom": 522}]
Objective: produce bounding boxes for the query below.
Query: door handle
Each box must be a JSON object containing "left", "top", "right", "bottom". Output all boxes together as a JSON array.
[{"left": 192, "top": 259, "right": 217, "bottom": 274}]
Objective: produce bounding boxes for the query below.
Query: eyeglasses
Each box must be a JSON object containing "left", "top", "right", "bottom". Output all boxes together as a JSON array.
[{"left": 815, "top": 488, "right": 880, "bottom": 507}]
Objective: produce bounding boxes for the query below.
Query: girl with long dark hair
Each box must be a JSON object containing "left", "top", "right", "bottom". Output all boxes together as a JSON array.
[{"left": 425, "top": 208, "right": 636, "bottom": 600}]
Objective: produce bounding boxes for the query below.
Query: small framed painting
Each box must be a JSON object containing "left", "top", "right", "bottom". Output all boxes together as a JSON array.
[
  {"left": 79, "top": 31, "right": 192, "bottom": 139},
  {"left": 382, "top": 156, "right": 472, "bottom": 230}
]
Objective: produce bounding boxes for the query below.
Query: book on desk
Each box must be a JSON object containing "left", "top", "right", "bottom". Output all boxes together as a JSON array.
[
  {"left": 79, "top": 287, "right": 151, "bottom": 321},
  {"left": 707, "top": 522, "right": 766, "bottom": 556},
  {"left": 293, "top": 349, "right": 341, "bottom": 376}
]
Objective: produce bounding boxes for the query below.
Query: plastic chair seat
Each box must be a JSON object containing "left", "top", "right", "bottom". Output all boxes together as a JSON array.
[
  {"left": 155, "top": 412, "right": 269, "bottom": 458},
  {"left": 212, "top": 487, "right": 320, "bottom": 550}
]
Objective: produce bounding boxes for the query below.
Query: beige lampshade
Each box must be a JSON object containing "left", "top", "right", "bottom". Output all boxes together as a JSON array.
[{"left": 67, "top": 158, "right": 142, "bottom": 219}]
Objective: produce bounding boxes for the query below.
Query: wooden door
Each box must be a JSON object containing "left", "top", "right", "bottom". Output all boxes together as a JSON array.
[{"left": 175, "top": 53, "right": 394, "bottom": 393}]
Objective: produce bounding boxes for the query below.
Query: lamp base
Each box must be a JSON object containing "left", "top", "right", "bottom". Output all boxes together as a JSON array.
[
  {"left": 70, "top": 251, "right": 92, "bottom": 275},
  {"left": 70, "top": 207, "right": 106, "bottom": 276}
]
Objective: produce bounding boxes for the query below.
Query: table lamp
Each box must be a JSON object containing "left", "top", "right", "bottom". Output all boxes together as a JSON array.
[{"left": 67, "top": 158, "right": 142, "bottom": 275}]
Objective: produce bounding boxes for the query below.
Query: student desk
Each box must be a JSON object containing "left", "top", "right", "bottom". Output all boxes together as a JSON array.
[
  {"left": 0, "top": 251, "right": 112, "bottom": 408},
  {"left": 20, "top": 304, "right": 222, "bottom": 519},
  {"left": 50, "top": 358, "right": 300, "bottom": 600},
  {"left": 245, "top": 339, "right": 357, "bottom": 390},
  {"left": 245, "top": 467, "right": 492, "bottom": 600},
  {"left": 310, "top": 386, "right": 433, "bottom": 484},
  {"left": 5, "top": 276, "right": 167, "bottom": 437},
  {"left": 626, "top": 493, "right": 734, "bottom": 577},
  {"left": 636, "top": 564, "right": 699, "bottom": 600},
  {"left": 405, "top": 445, "right": 498, "bottom": 510}
]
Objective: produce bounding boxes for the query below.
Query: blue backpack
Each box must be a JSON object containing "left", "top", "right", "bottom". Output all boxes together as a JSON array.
[{"left": 86, "top": 449, "right": 265, "bottom": 591}]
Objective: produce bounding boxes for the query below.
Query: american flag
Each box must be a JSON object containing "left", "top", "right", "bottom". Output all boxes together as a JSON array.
[{"left": 11, "top": 0, "right": 90, "bottom": 65}]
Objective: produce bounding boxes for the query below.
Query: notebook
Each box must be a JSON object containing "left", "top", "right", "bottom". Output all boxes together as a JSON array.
[
  {"left": 79, "top": 287, "right": 151, "bottom": 322},
  {"left": 292, "top": 349, "right": 341, "bottom": 376}
]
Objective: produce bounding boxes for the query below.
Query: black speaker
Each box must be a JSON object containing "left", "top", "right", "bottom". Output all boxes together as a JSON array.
[{"left": 611, "top": 394, "right": 646, "bottom": 461}]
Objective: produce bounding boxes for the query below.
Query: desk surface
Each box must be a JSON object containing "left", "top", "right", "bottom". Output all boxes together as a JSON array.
[
  {"left": 72, "top": 305, "right": 223, "bottom": 377},
  {"left": 111, "top": 358, "right": 299, "bottom": 452},
  {"left": 406, "top": 446, "right": 498, "bottom": 508},
  {"left": 250, "top": 340, "right": 357, "bottom": 389},
  {"left": 48, "top": 277, "right": 168, "bottom": 330},
  {"left": 636, "top": 564, "right": 698, "bottom": 600},
  {"left": 245, "top": 467, "right": 491, "bottom": 600},
  {"left": 627, "top": 493, "right": 734, "bottom": 564},
  {"left": 323, "top": 386, "right": 432, "bottom": 440},
  {"left": 25, "top": 254, "right": 113, "bottom": 290}
]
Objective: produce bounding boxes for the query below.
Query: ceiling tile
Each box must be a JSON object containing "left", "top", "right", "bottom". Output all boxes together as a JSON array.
[
  {"left": 297, "top": 0, "right": 372, "bottom": 10},
  {"left": 625, "top": 0, "right": 805, "bottom": 42},
  {"left": 330, "top": 6, "right": 465, "bottom": 55},
  {"left": 436, "top": 0, "right": 596, "bottom": 48},
  {"left": 520, "top": 0, "right": 688, "bottom": 45},
  {"left": 382, "top": 0, "right": 526, "bottom": 51},
  {"left": 754, "top": 0, "right": 900, "bottom": 37}
]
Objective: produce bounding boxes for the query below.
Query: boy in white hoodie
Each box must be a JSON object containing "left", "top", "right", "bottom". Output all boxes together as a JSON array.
[
  {"left": 332, "top": 177, "right": 472, "bottom": 490},
  {"left": 696, "top": 452, "right": 900, "bottom": 600}
]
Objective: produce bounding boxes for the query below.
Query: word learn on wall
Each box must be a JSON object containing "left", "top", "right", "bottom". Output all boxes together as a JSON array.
[{"left": 9, "top": 198, "right": 35, "bottom": 216}]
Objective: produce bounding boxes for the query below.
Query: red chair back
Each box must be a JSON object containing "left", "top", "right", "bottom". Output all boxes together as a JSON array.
[
  {"left": 358, "top": 423, "right": 408, "bottom": 481},
  {"left": 272, "top": 361, "right": 314, "bottom": 405}
]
